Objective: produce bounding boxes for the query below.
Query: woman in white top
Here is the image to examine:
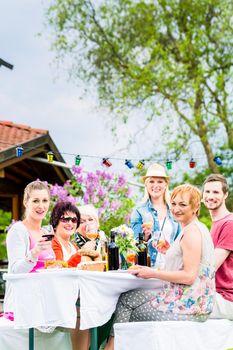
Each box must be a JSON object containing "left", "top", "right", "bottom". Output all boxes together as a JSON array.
[{"left": 2, "top": 180, "right": 71, "bottom": 350}]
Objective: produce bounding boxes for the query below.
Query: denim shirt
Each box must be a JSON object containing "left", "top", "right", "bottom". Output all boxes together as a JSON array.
[{"left": 130, "top": 199, "right": 180, "bottom": 241}]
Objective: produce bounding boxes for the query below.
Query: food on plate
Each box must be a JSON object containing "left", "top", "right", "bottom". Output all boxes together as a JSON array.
[
  {"left": 78, "top": 249, "right": 99, "bottom": 258},
  {"left": 81, "top": 256, "right": 93, "bottom": 262},
  {"left": 44, "top": 260, "right": 68, "bottom": 269},
  {"left": 78, "top": 261, "right": 106, "bottom": 272},
  {"left": 128, "top": 265, "right": 142, "bottom": 270}
]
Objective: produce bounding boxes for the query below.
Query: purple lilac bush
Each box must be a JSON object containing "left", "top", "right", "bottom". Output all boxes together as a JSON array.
[{"left": 49, "top": 166, "right": 136, "bottom": 235}]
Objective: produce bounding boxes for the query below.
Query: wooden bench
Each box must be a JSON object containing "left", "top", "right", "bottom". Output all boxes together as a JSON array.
[{"left": 114, "top": 320, "right": 233, "bottom": 350}]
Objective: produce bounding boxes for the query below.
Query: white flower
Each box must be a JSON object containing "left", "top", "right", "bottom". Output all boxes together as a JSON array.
[{"left": 112, "top": 224, "right": 134, "bottom": 238}]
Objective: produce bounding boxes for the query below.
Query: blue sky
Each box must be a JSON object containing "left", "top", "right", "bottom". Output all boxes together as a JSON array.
[{"left": 0, "top": 1, "right": 145, "bottom": 173}]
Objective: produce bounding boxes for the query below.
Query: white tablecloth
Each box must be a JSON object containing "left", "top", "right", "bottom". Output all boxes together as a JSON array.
[
  {"left": 114, "top": 320, "right": 233, "bottom": 350},
  {"left": 76, "top": 270, "right": 163, "bottom": 330},
  {"left": 3, "top": 270, "right": 79, "bottom": 329}
]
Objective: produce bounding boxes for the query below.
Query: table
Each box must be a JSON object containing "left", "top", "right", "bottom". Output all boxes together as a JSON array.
[
  {"left": 76, "top": 270, "right": 163, "bottom": 330},
  {"left": 3, "top": 269, "right": 79, "bottom": 350},
  {"left": 4, "top": 269, "right": 79, "bottom": 329},
  {"left": 3, "top": 269, "right": 163, "bottom": 350}
]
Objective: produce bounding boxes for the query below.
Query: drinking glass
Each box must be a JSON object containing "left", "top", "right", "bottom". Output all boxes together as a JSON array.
[
  {"left": 126, "top": 249, "right": 136, "bottom": 266},
  {"left": 85, "top": 223, "right": 98, "bottom": 241},
  {"left": 142, "top": 213, "right": 153, "bottom": 230},
  {"left": 42, "top": 224, "right": 55, "bottom": 241}
]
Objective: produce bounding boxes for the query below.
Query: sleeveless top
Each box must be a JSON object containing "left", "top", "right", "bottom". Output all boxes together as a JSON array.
[
  {"left": 151, "top": 219, "right": 215, "bottom": 315},
  {"left": 29, "top": 234, "right": 55, "bottom": 272}
]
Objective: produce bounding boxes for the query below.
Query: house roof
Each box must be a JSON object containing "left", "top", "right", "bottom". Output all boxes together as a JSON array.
[
  {"left": 0, "top": 120, "right": 72, "bottom": 190},
  {"left": 0, "top": 120, "right": 48, "bottom": 151}
]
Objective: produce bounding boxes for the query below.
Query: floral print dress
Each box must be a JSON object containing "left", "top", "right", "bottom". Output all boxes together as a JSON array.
[{"left": 151, "top": 219, "right": 215, "bottom": 317}]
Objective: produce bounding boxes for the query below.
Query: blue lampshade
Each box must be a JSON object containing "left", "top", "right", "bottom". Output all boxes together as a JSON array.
[
  {"left": 125, "top": 159, "right": 134, "bottom": 169},
  {"left": 16, "top": 145, "right": 24, "bottom": 157},
  {"left": 214, "top": 156, "right": 222, "bottom": 166}
]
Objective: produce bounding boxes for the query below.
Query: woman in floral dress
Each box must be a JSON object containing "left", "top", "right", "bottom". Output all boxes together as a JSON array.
[{"left": 105, "top": 184, "right": 215, "bottom": 350}]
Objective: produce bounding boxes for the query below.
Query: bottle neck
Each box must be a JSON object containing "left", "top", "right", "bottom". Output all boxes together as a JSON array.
[{"left": 139, "top": 233, "right": 144, "bottom": 243}]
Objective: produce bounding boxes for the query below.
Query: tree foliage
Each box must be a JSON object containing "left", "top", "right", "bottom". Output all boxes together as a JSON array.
[{"left": 46, "top": 0, "right": 233, "bottom": 172}]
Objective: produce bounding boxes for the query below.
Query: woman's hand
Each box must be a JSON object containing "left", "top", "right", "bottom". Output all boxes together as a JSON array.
[
  {"left": 141, "top": 223, "right": 153, "bottom": 241},
  {"left": 83, "top": 240, "right": 96, "bottom": 250},
  {"left": 128, "top": 266, "right": 158, "bottom": 279},
  {"left": 31, "top": 238, "right": 52, "bottom": 259}
]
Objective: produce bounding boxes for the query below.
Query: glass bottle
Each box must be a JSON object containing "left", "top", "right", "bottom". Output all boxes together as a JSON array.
[
  {"left": 137, "top": 232, "right": 147, "bottom": 266},
  {"left": 107, "top": 230, "right": 119, "bottom": 270}
]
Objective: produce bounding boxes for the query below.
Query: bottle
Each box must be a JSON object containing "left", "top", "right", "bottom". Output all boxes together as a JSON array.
[
  {"left": 107, "top": 230, "right": 119, "bottom": 270},
  {"left": 100, "top": 239, "right": 108, "bottom": 271},
  {"left": 137, "top": 232, "right": 147, "bottom": 266}
]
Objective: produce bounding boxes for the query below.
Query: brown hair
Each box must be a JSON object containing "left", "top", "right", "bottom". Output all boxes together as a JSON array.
[
  {"left": 203, "top": 174, "right": 229, "bottom": 194},
  {"left": 23, "top": 180, "right": 50, "bottom": 206},
  {"left": 171, "top": 184, "right": 201, "bottom": 216}
]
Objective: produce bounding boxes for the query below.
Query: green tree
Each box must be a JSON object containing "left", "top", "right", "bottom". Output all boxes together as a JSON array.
[
  {"left": 0, "top": 210, "right": 11, "bottom": 261},
  {"left": 46, "top": 0, "right": 233, "bottom": 172}
]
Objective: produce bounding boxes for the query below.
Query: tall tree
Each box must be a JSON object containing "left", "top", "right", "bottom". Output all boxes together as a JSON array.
[{"left": 46, "top": 0, "right": 233, "bottom": 172}]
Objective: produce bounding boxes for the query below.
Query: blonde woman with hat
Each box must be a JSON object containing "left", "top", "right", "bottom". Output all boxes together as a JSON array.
[{"left": 131, "top": 163, "right": 180, "bottom": 268}]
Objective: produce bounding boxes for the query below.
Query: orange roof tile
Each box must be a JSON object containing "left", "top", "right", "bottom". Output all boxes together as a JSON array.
[{"left": 0, "top": 120, "right": 48, "bottom": 151}]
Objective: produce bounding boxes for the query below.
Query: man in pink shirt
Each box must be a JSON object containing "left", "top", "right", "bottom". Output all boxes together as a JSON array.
[{"left": 203, "top": 174, "right": 233, "bottom": 320}]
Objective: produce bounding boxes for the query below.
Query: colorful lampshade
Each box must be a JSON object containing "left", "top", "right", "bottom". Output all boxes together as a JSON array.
[
  {"left": 125, "top": 159, "right": 134, "bottom": 169},
  {"left": 189, "top": 158, "right": 196, "bottom": 168},
  {"left": 47, "top": 151, "right": 54, "bottom": 163},
  {"left": 166, "top": 159, "right": 172, "bottom": 170},
  {"left": 136, "top": 160, "right": 145, "bottom": 169},
  {"left": 102, "top": 158, "right": 112, "bottom": 167},
  {"left": 75, "top": 155, "right": 81, "bottom": 166},
  {"left": 16, "top": 145, "right": 24, "bottom": 157},
  {"left": 214, "top": 156, "right": 222, "bottom": 166}
]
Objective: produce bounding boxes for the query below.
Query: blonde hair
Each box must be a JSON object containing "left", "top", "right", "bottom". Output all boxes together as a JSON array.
[
  {"left": 143, "top": 176, "right": 170, "bottom": 205},
  {"left": 78, "top": 204, "right": 99, "bottom": 228},
  {"left": 23, "top": 180, "right": 50, "bottom": 206},
  {"left": 171, "top": 184, "right": 201, "bottom": 216}
]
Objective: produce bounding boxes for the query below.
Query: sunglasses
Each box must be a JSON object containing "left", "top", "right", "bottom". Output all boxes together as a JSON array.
[{"left": 60, "top": 216, "right": 78, "bottom": 224}]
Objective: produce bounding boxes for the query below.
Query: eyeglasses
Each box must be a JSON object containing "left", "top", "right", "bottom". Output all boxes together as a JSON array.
[{"left": 60, "top": 216, "right": 78, "bottom": 224}]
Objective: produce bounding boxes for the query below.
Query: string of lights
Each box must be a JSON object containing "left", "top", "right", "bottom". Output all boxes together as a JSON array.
[
  {"left": 12, "top": 144, "right": 229, "bottom": 171},
  {"left": 1, "top": 139, "right": 229, "bottom": 170}
]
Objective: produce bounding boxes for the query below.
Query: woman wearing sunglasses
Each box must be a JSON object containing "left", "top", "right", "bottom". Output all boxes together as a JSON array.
[{"left": 50, "top": 201, "right": 82, "bottom": 267}]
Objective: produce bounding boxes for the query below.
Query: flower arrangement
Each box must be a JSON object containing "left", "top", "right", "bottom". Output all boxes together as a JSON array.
[{"left": 112, "top": 224, "right": 138, "bottom": 259}]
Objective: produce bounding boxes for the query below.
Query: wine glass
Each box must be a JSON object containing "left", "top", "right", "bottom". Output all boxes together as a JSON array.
[
  {"left": 142, "top": 212, "right": 153, "bottom": 230},
  {"left": 85, "top": 223, "right": 98, "bottom": 241},
  {"left": 42, "top": 224, "right": 55, "bottom": 241},
  {"left": 126, "top": 249, "right": 136, "bottom": 266}
]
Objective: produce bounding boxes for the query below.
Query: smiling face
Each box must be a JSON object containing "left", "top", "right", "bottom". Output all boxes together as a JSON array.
[
  {"left": 145, "top": 177, "right": 168, "bottom": 201},
  {"left": 55, "top": 211, "right": 78, "bottom": 240},
  {"left": 203, "top": 181, "right": 227, "bottom": 211},
  {"left": 171, "top": 192, "right": 198, "bottom": 227},
  {"left": 24, "top": 189, "right": 50, "bottom": 222}
]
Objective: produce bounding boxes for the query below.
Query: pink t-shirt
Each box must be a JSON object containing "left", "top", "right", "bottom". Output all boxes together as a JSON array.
[
  {"left": 29, "top": 234, "right": 55, "bottom": 272},
  {"left": 211, "top": 213, "right": 233, "bottom": 302}
]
